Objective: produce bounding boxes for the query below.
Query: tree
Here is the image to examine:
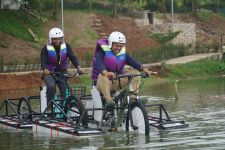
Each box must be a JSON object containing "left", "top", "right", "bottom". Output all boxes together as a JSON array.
[
  {"left": 52, "top": 0, "right": 60, "bottom": 20},
  {"left": 89, "top": 0, "right": 92, "bottom": 13},
  {"left": 150, "top": 31, "right": 180, "bottom": 69},
  {"left": 192, "top": 0, "right": 199, "bottom": 15},
  {"left": 112, "top": 0, "right": 118, "bottom": 18},
  {"left": 212, "top": 0, "right": 219, "bottom": 12},
  {"left": 183, "top": 0, "right": 189, "bottom": 21}
]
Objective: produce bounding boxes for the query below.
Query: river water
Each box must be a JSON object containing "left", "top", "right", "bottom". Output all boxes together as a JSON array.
[{"left": 0, "top": 77, "right": 225, "bottom": 150}]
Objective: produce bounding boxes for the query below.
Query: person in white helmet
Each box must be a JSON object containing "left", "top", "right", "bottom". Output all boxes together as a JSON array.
[
  {"left": 91, "top": 31, "right": 152, "bottom": 108},
  {"left": 40, "top": 27, "right": 83, "bottom": 110}
]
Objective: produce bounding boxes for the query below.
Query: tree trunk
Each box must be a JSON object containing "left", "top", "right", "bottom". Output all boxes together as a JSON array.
[
  {"left": 183, "top": 0, "right": 189, "bottom": 21},
  {"left": 192, "top": 0, "right": 198, "bottom": 15},
  {"left": 52, "top": 0, "right": 59, "bottom": 20},
  {"left": 214, "top": 0, "right": 219, "bottom": 12},
  {"left": 89, "top": 0, "right": 92, "bottom": 13},
  {"left": 162, "top": 0, "right": 167, "bottom": 17},
  {"left": 112, "top": 0, "right": 117, "bottom": 18}
]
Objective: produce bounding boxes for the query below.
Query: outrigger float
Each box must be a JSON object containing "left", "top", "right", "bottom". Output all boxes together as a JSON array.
[
  {"left": 0, "top": 94, "right": 188, "bottom": 137},
  {"left": 0, "top": 95, "right": 103, "bottom": 137},
  {"left": 0, "top": 73, "right": 188, "bottom": 137}
]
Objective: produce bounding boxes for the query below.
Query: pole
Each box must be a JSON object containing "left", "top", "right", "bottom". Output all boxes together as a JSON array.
[
  {"left": 171, "top": 0, "right": 174, "bottom": 30},
  {"left": 61, "top": 0, "right": 64, "bottom": 32},
  {"left": 221, "top": 34, "right": 225, "bottom": 59},
  {"left": 221, "top": 34, "right": 223, "bottom": 52}
]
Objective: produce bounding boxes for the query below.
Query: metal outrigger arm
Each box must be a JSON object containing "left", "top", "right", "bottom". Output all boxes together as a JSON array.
[{"left": 145, "top": 104, "right": 189, "bottom": 129}]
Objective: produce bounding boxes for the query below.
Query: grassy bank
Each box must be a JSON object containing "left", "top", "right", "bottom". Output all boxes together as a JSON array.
[
  {"left": 0, "top": 10, "right": 43, "bottom": 41},
  {"left": 165, "top": 59, "right": 225, "bottom": 79},
  {"left": 77, "top": 59, "right": 225, "bottom": 92}
]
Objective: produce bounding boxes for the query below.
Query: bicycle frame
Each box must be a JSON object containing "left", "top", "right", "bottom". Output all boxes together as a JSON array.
[
  {"left": 86, "top": 73, "right": 148, "bottom": 131},
  {"left": 39, "top": 71, "right": 84, "bottom": 123},
  {"left": 112, "top": 73, "right": 147, "bottom": 128}
]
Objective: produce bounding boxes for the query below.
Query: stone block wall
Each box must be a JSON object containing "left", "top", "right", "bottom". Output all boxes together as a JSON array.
[
  {"left": 156, "top": 23, "right": 196, "bottom": 47},
  {"left": 135, "top": 11, "right": 196, "bottom": 49}
]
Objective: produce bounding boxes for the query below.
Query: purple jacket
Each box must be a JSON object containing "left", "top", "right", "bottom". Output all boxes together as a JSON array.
[
  {"left": 46, "top": 43, "right": 68, "bottom": 72},
  {"left": 91, "top": 39, "right": 126, "bottom": 81}
]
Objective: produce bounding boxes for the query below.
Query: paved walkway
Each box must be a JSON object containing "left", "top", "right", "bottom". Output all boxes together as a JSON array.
[{"left": 143, "top": 52, "right": 222, "bottom": 67}]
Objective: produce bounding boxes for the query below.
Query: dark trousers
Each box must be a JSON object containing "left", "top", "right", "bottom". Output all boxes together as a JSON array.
[{"left": 43, "top": 75, "right": 68, "bottom": 105}]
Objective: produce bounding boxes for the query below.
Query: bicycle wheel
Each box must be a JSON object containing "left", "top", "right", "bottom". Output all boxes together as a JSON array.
[
  {"left": 17, "top": 97, "right": 32, "bottom": 122},
  {"left": 125, "top": 101, "right": 149, "bottom": 136},
  {"left": 64, "top": 95, "right": 88, "bottom": 127}
]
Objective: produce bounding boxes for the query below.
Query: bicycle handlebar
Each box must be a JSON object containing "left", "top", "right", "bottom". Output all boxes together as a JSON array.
[
  {"left": 112, "top": 72, "right": 151, "bottom": 80},
  {"left": 51, "top": 70, "right": 85, "bottom": 80}
]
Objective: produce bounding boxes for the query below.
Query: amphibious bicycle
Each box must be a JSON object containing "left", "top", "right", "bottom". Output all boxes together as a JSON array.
[{"left": 0, "top": 71, "right": 188, "bottom": 136}]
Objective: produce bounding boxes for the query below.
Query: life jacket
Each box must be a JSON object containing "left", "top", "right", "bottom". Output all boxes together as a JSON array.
[
  {"left": 92, "top": 39, "right": 126, "bottom": 82},
  {"left": 46, "top": 43, "right": 68, "bottom": 72}
]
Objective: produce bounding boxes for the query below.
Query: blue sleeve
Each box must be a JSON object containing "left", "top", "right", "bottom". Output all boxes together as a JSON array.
[
  {"left": 125, "top": 54, "right": 142, "bottom": 71},
  {"left": 96, "top": 50, "right": 106, "bottom": 73}
]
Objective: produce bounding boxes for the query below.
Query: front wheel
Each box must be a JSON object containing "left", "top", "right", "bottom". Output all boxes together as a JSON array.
[
  {"left": 125, "top": 101, "right": 149, "bottom": 136},
  {"left": 64, "top": 95, "right": 88, "bottom": 127}
]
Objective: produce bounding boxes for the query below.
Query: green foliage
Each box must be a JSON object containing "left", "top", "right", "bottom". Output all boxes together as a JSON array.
[
  {"left": 71, "top": 74, "right": 92, "bottom": 94},
  {"left": 196, "top": 11, "right": 215, "bottom": 21},
  {"left": 84, "top": 51, "right": 93, "bottom": 62},
  {"left": 166, "top": 60, "right": 224, "bottom": 79},
  {"left": 63, "top": 0, "right": 113, "bottom": 16},
  {"left": 0, "top": 10, "right": 43, "bottom": 41},
  {"left": 0, "top": 56, "right": 4, "bottom": 72},
  {"left": 70, "top": 27, "right": 99, "bottom": 48},
  {"left": 85, "top": 28, "right": 99, "bottom": 40},
  {"left": 0, "top": 40, "right": 7, "bottom": 48},
  {"left": 131, "top": 44, "right": 188, "bottom": 64},
  {"left": 150, "top": 31, "right": 180, "bottom": 45},
  {"left": 218, "top": 59, "right": 225, "bottom": 74}
]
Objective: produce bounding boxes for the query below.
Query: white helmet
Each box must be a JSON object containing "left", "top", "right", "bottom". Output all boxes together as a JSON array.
[
  {"left": 49, "top": 27, "right": 64, "bottom": 43},
  {"left": 108, "top": 31, "right": 126, "bottom": 48}
]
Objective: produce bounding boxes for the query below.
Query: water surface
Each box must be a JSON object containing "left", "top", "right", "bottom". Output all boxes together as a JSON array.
[{"left": 1, "top": 77, "right": 225, "bottom": 149}]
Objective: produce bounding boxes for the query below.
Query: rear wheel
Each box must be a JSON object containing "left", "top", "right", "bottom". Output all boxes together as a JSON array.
[
  {"left": 64, "top": 95, "right": 88, "bottom": 127},
  {"left": 17, "top": 97, "right": 32, "bottom": 122},
  {"left": 126, "top": 101, "right": 149, "bottom": 136}
]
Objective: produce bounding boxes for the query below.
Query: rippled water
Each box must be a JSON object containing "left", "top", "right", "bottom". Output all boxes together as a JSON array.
[{"left": 1, "top": 77, "right": 225, "bottom": 150}]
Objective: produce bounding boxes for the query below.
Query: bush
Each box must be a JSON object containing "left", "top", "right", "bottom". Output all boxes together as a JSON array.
[{"left": 131, "top": 44, "right": 188, "bottom": 64}]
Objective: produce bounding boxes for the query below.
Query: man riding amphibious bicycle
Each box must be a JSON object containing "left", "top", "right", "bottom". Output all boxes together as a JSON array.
[
  {"left": 91, "top": 31, "right": 152, "bottom": 108},
  {"left": 40, "top": 27, "right": 84, "bottom": 112}
]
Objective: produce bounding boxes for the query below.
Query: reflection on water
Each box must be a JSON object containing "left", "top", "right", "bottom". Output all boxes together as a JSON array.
[{"left": 1, "top": 77, "right": 225, "bottom": 149}]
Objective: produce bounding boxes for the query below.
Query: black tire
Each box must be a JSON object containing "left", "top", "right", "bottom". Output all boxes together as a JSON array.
[
  {"left": 126, "top": 101, "right": 149, "bottom": 136},
  {"left": 64, "top": 95, "right": 88, "bottom": 127},
  {"left": 17, "top": 97, "right": 32, "bottom": 122}
]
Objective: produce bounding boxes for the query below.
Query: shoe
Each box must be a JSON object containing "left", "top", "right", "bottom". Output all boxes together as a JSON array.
[
  {"left": 105, "top": 101, "right": 115, "bottom": 109},
  {"left": 129, "top": 95, "right": 137, "bottom": 103}
]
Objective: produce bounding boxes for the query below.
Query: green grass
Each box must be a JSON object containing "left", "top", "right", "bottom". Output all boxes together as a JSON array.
[
  {"left": 64, "top": 1, "right": 115, "bottom": 17},
  {"left": 166, "top": 59, "right": 225, "bottom": 79},
  {"left": 196, "top": 11, "right": 216, "bottom": 21},
  {"left": 0, "top": 10, "right": 43, "bottom": 41},
  {"left": 70, "top": 26, "right": 99, "bottom": 48}
]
